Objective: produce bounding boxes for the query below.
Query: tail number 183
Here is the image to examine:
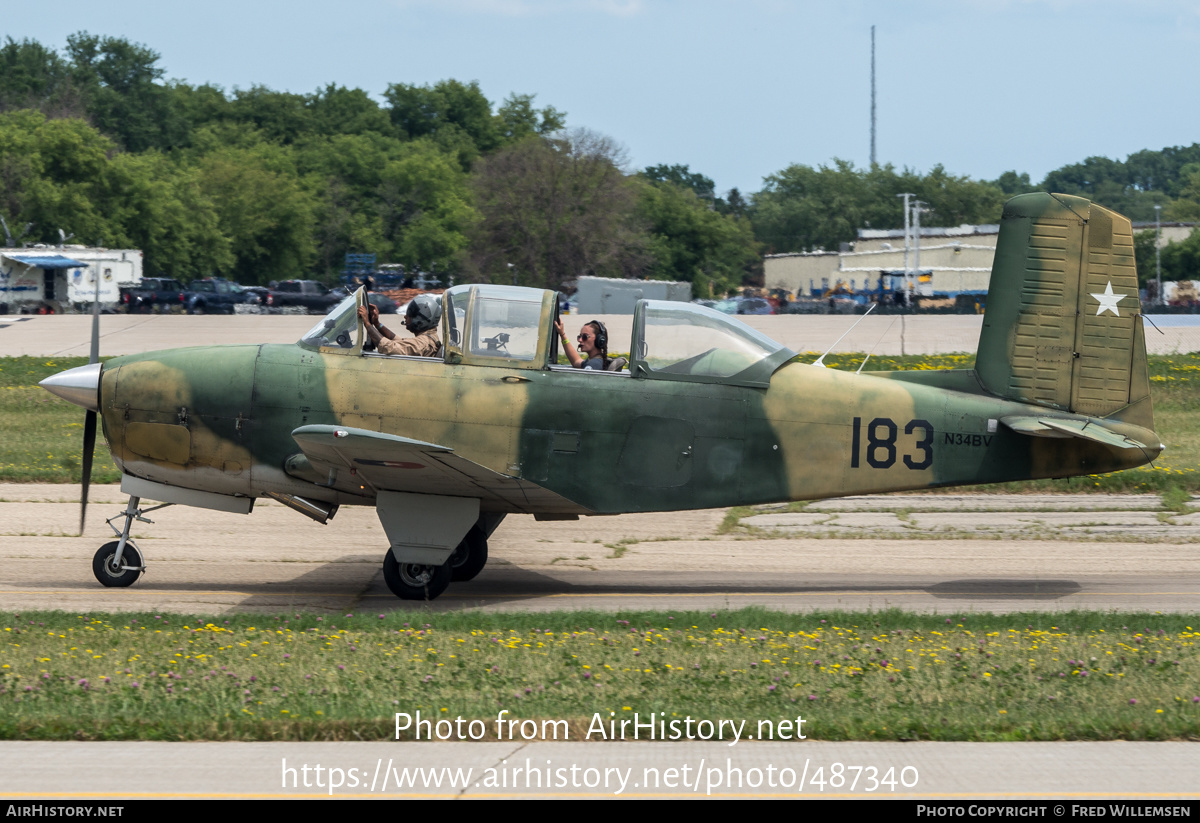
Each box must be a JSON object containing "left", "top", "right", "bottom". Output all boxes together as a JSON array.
[{"left": 849, "top": 417, "right": 933, "bottom": 470}]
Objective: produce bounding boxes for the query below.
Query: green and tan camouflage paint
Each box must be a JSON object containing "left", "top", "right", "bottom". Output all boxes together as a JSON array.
[{"left": 95, "top": 193, "right": 1162, "bottom": 519}]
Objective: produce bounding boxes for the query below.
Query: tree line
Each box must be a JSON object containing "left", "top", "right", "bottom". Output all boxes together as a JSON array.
[{"left": 3, "top": 33, "right": 1200, "bottom": 294}]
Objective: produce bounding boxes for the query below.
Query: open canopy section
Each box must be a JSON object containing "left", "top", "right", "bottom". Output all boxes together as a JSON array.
[
  {"left": 631, "top": 300, "right": 798, "bottom": 388},
  {"left": 298, "top": 290, "right": 364, "bottom": 353}
]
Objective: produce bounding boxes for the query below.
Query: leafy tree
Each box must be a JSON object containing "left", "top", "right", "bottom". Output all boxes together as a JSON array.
[
  {"left": 385, "top": 81, "right": 568, "bottom": 169},
  {"left": 993, "top": 170, "right": 1037, "bottom": 196},
  {"left": 193, "top": 144, "right": 317, "bottom": 284},
  {"left": 307, "top": 84, "right": 393, "bottom": 138},
  {"left": 0, "top": 110, "right": 230, "bottom": 277},
  {"left": 1164, "top": 164, "right": 1200, "bottom": 222},
  {"left": 167, "top": 82, "right": 232, "bottom": 134},
  {"left": 295, "top": 132, "right": 478, "bottom": 276},
  {"left": 226, "top": 85, "right": 313, "bottom": 144},
  {"left": 105, "top": 152, "right": 233, "bottom": 278},
  {"left": 751, "top": 160, "right": 1004, "bottom": 254},
  {"left": 1040, "top": 153, "right": 1165, "bottom": 220},
  {"left": 715, "top": 187, "right": 748, "bottom": 218},
  {"left": 1159, "top": 229, "right": 1200, "bottom": 283},
  {"left": 911, "top": 164, "right": 1005, "bottom": 227},
  {"left": 385, "top": 79, "right": 499, "bottom": 161},
  {"left": 65, "top": 32, "right": 186, "bottom": 152},
  {"left": 496, "top": 93, "right": 565, "bottom": 142},
  {"left": 0, "top": 110, "right": 119, "bottom": 246},
  {"left": 1125, "top": 145, "right": 1200, "bottom": 198},
  {"left": 642, "top": 164, "right": 715, "bottom": 201},
  {"left": 0, "top": 37, "right": 81, "bottom": 117},
  {"left": 1133, "top": 229, "right": 1158, "bottom": 287},
  {"left": 377, "top": 139, "right": 479, "bottom": 271},
  {"left": 636, "top": 179, "right": 758, "bottom": 298},
  {"left": 469, "top": 130, "right": 647, "bottom": 289}
]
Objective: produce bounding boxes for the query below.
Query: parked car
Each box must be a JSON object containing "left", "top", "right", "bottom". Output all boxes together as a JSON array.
[
  {"left": 238, "top": 285, "right": 269, "bottom": 305},
  {"left": 186, "top": 277, "right": 259, "bottom": 314},
  {"left": 265, "top": 280, "right": 342, "bottom": 313},
  {"left": 119, "top": 278, "right": 188, "bottom": 313},
  {"left": 735, "top": 297, "right": 775, "bottom": 315}
]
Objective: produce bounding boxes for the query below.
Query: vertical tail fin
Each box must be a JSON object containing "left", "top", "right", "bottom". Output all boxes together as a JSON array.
[{"left": 975, "top": 192, "right": 1152, "bottom": 429}]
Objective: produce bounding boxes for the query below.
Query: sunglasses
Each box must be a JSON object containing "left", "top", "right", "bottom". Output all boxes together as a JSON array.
[{"left": 577, "top": 333, "right": 592, "bottom": 341}]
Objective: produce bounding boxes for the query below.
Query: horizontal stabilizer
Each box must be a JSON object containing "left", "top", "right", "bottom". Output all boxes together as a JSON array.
[{"left": 1001, "top": 416, "right": 1145, "bottom": 450}]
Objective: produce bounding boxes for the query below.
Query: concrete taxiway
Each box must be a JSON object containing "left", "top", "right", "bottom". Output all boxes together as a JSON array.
[
  {"left": 1, "top": 740, "right": 1198, "bottom": 799},
  {"left": 0, "top": 485, "right": 1197, "bottom": 615}
]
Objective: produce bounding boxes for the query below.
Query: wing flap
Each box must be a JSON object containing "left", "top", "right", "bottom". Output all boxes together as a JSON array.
[{"left": 290, "top": 425, "right": 587, "bottom": 513}]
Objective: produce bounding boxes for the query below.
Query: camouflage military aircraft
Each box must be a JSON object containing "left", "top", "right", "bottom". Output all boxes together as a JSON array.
[{"left": 40, "top": 193, "right": 1162, "bottom": 601}]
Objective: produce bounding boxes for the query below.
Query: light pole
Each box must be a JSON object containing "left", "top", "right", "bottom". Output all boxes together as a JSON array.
[
  {"left": 897, "top": 193, "right": 913, "bottom": 273},
  {"left": 911, "top": 200, "right": 927, "bottom": 303}
]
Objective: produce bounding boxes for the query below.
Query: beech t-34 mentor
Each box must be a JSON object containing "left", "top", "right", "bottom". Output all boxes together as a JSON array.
[{"left": 41, "top": 193, "right": 1162, "bottom": 600}]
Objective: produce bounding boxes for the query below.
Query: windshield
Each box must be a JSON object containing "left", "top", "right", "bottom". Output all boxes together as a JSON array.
[
  {"left": 300, "top": 292, "right": 360, "bottom": 350},
  {"left": 637, "top": 300, "right": 789, "bottom": 380}
]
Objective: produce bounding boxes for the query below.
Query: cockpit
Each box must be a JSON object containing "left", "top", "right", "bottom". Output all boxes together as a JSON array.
[{"left": 298, "top": 285, "right": 796, "bottom": 388}]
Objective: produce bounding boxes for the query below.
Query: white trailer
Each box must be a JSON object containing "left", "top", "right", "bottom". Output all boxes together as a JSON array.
[
  {"left": 574, "top": 275, "right": 692, "bottom": 314},
  {"left": 0, "top": 246, "right": 143, "bottom": 314}
]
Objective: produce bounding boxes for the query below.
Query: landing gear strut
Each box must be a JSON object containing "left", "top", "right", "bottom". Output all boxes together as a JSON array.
[{"left": 93, "top": 495, "right": 170, "bottom": 587}]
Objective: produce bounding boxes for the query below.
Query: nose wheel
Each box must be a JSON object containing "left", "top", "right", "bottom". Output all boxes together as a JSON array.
[
  {"left": 92, "top": 541, "right": 144, "bottom": 587},
  {"left": 92, "top": 494, "right": 167, "bottom": 588}
]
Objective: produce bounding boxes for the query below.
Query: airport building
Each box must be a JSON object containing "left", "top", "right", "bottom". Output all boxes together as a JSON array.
[{"left": 765, "top": 220, "right": 1197, "bottom": 300}]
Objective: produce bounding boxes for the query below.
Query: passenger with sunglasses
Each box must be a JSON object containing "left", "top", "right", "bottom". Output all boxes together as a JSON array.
[{"left": 554, "top": 319, "right": 609, "bottom": 370}]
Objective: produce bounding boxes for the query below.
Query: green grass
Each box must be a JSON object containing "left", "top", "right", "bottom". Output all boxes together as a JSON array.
[
  {"left": 0, "top": 357, "right": 119, "bottom": 484},
  {"left": 5, "top": 353, "right": 1200, "bottom": 492},
  {"left": 3, "top": 608, "right": 1198, "bottom": 742}
]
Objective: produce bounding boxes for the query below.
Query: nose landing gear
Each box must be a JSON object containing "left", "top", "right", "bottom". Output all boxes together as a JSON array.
[{"left": 92, "top": 495, "right": 172, "bottom": 587}]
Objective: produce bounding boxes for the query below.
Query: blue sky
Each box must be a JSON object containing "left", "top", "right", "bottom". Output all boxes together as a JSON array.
[{"left": 6, "top": 1, "right": 1200, "bottom": 195}]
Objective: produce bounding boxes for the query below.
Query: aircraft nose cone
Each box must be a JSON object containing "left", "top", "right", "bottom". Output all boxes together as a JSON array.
[{"left": 39, "top": 362, "right": 101, "bottom": 412}]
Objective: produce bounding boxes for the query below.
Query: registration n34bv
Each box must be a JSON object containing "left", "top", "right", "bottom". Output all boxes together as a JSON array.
[{"left": 41, "top": 193, "right": 1163, "bottom": 601}]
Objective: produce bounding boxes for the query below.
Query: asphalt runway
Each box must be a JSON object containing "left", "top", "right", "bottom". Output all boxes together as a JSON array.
[{"left": 2, "top": 485, "right": 1197, "bottom": 615}]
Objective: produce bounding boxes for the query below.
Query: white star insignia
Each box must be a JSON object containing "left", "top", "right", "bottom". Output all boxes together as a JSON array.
[{"left": 1090, "top": 281, "right": 1128, "bottom": 316}]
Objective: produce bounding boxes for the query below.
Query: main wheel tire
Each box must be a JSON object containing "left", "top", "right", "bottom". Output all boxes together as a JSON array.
[
  {"left": 382, "top": 550, "right": 451, "bottom": 601},
  {"left": 92, "top": 541, "right": 143, "bottom": 588},
  {"left": 449, "top": 525, "right": 488, "bottom": 582}
]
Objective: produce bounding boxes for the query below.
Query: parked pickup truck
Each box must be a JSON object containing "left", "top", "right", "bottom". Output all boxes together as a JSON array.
[
  {"left": 119, "top": 278, "right": 188, "bottom": 313},
  {"left": 265, "top": 280, "right": 342, "bottom": 313},
  {"left": 186, "top": 277, "right": 260, "bottom": 314}
]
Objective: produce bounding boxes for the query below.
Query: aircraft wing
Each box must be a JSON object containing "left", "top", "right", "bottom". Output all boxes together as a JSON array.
[
  {"left": 290, "top": 425, "right": 584, "bottom": 514},
  {"left": 1000, "top": 416, "right": 1147, "bottom": 449}
]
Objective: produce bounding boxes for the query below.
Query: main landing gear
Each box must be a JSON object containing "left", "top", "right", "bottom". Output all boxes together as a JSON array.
[
  {"left": 92, "top": 495, "right": 171, "bottom": 587},
  {"left": 381, "top": 524, "right": 490, "bottom": 601}
]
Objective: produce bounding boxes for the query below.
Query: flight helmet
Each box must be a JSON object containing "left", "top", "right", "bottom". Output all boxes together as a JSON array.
[{"left": 406, "top": 294, "right": 442, "bottom": 334}]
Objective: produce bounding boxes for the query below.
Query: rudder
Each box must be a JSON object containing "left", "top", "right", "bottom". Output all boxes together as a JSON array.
[{"left": 975, "top": 192, "right": 1152, "bottom": 428}]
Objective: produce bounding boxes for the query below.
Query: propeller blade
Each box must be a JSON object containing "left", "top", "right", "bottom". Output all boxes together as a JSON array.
[
  {"left": 80, "top": 409, "right": 96, "bottom": 534},
  {"left": 82, "top": 281, "right": 99, "bottom": 534}
]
